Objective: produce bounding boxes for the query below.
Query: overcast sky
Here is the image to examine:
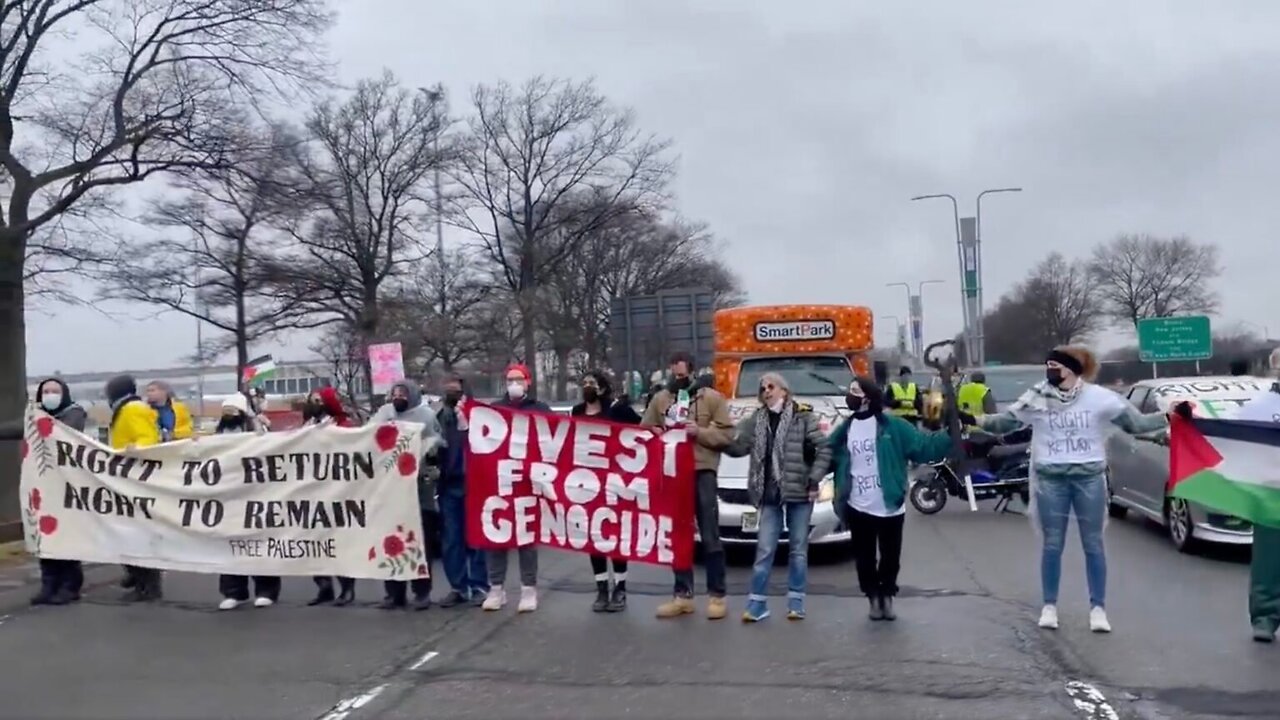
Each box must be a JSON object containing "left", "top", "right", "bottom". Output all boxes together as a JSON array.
[{"left": 27, "top": 0, "right": 1280, "bottom": 376}]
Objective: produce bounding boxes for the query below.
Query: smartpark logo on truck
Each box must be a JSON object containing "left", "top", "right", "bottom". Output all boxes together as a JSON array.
[{"left": 753, "top": 319, "right": 836, "bottom": 342}]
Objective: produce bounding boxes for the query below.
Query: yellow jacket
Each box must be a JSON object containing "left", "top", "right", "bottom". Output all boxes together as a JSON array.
[
  {"left": 110, "top": 400, "right": 162, "bottom": 450},
  {"left": 171, "top": 401, "right": 194, "bottom": 440}
]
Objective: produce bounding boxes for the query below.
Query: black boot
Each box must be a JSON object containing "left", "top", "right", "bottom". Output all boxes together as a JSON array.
[
  {"left": 334, "top": 580, "right": 356, "bottom": 607},
  {"left": 592, "top": 581, "right": 610, "bottom": 612},
  {"left": 413, "top": 594, "right": 432, "bottom": 611},
  {"left": 379, "top": 595, "right": 406, "bottom": 610},
  {"left": 868, "top": 595, "right": 884, "bottom": 621},
  {"left": 606, "top": 581, "right": 627, "bottom": 612},
  {"left": 880, "top": 595, "right": 897, "bottom": 621},
  {"left": 30, "top": 589, "right": 53, "bottom": 606},
  {"left": 309, "top": 578, "right": 335, "bottom": 606}
]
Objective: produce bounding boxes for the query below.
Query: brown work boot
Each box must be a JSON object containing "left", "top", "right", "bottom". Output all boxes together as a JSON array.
[
  {"left": 655, "top": 596, "right": 695, "bottom": 618},
  {"left": 706, "top": 596, "right": 728, "bottom": 620}
]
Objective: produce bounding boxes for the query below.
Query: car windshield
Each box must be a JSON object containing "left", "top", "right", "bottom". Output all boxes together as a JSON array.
[
  {"left": 735, "top": 356, "right": 854, "bottom": 397},
  {"left": 979, "top": 368, "right": 1045, "bottom": 403}
]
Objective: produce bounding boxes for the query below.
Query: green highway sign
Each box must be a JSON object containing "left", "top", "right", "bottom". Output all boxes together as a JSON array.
[{"left": 1137, "top": 315, "right": 1213, "bottom": 362}]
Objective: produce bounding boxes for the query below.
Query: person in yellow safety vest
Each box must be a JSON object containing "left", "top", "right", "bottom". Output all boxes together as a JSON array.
[
  {"left": 956, "top": 371, "right": 997, "bottom": 431},
  {"left": 887, "top": 366, "right": 923, "bottom": 425}
]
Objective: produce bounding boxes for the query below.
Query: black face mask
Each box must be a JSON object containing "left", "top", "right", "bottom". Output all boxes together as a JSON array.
[
  {"left": 1046, "top": 368, "right": 1065, "bottom": 387},
  {"left": 303, "top": 403, "right": 325, "bottom": 420},
  {"left": 846, "top": 394, "right": 867, "bottom": 412},
  {"left": 669, "top": 376, "right": 691, "bottom": 393},
  {"left": 444, "top": 391, "right": 462, "bottom": 407},
  {"left": 392, "top": 398, "right": 410, "bottom": 413},
  {"left": 582, "top": 388, "right": 599, "bottom": 403}
]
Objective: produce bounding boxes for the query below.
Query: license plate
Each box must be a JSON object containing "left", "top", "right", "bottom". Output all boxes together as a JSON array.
[{"left": 741, "top": 511, "right": 759, "bottom": 533}]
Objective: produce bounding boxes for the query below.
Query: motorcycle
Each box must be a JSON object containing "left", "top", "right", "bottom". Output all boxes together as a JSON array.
[{"left": 910, "top": 426, "right": 1031, "bottom": 515}]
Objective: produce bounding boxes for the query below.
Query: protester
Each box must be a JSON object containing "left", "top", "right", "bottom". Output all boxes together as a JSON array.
[
  {"left": 144, "top": 380, "right": 193, "bottom": 442},
  {"left": 435, "top": 374, "right": 489, "bottom": 608},
  {"left": 105, "top": 374, "right": 165, "bottom": 601},
  {"left": 642, "top": 351, "right": 735, "bottom": 620},
  {"left": 482, "top": 363, "right": 550, "bottom": 613},
  {"left": 214, "top": 395, "right": 280, "bottom": 610},
  {"left": 371, "top": 381, "right": 443, "bottom": 611},
  {"left": 957, "top": 371, "right": 996, "bottom": 418},
  {"left": 886, "top": 366, "right": 923, "bottom": 426},
  {"left": 724, "top": 372, "right": 831, "bottom": 622},
  {"left": 1237, "top": 347, "right": 1280, "bottom": 642},
  {"left": 303, "top": 387, "right": 358, "bottom": 606},
  {"left": 572, "top": 370, "right": 643, "bottom": 612},
  {"left": 827, "top": 377, "right": 952, "bottom": 622},
  {"left": 31, "top": 378, "right": 88, "bottom": 606},
  {"left": 972, "top": 346, "right": 1171, "bottom": 633}
]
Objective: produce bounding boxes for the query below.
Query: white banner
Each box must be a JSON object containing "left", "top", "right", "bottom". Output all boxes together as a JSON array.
[{"left": 19, "top": 410, "right": 427, "bottom": 580}]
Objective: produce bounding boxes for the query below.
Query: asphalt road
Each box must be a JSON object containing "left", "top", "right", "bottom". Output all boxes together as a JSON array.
[{"left": 0, "top": 501, "right": 1273, "bottom": 720}]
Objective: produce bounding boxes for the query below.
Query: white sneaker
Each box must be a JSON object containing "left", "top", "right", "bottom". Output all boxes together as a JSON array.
[
  {"left": 1038, "top": 604, "right": 1059, "bottom": 629},
  {"left": 517, "top": 585, "right": 538, "bottom": 613},
  {"left": 482, "top": 586, "right": 506, "bottom": 611},
  {"left": 253, "top": 597, "right": 274, "bottom": 608},
  {"left": 218, "top": 598, "right": 240, "bottom": 611},
  {"left": 1089, "top": 606, "right": 1111, "bottom": 633}
]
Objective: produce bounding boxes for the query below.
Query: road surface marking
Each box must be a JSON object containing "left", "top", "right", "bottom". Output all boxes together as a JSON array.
[
  {"left": 408, "top": 650, "right": 439, "bottom": 671},
  {"left": 0, "top": 614, "right": 9, "bottom": 627},
  {"left": 1065, "top": 680, "right": 1119, "bottom": 720},
  {"left": 317, "top": 684, "right": 388, "bottom": 720}
]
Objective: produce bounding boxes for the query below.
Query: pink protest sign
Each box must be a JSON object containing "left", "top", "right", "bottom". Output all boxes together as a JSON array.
[{"left": 368, "top": 342, "right": 405, "bottom": 394}]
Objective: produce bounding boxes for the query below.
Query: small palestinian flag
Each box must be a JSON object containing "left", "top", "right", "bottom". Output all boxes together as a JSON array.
[
  {"left": 242, "top": 354, "right": 277, "bottom": 386},
  {"left": 1168, "top": 415, "right": 1280, "bottom": 529}
]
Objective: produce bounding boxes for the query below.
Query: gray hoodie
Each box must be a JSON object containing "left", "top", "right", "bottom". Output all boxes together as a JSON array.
[{"left": 370, "top": 381, "right": 443, "bottom": 510}]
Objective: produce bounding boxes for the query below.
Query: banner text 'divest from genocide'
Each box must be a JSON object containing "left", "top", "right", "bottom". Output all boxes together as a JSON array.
[{"left": 464, "top": 403, "right": 695, "bottom": 567}]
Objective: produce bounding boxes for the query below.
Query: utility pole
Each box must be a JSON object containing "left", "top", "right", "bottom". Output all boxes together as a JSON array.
[{"left": 193, "top": 232, "right": 205, "bottom": 416}]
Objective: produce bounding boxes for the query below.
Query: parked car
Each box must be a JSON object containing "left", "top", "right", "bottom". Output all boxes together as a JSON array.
[{"left": 1106, "top": 374, "right": 1273, "bottom": 552}]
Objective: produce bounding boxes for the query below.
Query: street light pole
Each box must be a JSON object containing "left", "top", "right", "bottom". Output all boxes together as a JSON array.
[
  {"left": 879, "top": 315, "right": 906, "bottom": 357},
  {"left": 974, "top": 188, "right": 1022, "bottom": 367},
  {"left": 916, "top": 279, "right": 945, "bottom": 356},
  {"left": 910, "top": 194, "right": 967, "bottom": 358}
]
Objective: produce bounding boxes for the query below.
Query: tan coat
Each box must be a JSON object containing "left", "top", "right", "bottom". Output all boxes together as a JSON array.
[{"left": 641, "top": 386, "right": 735, "bottom": 472}]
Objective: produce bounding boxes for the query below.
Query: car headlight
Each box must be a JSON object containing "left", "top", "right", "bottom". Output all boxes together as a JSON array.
[{"left": 818, "top": 476, "right": 834, "bottom": 503}]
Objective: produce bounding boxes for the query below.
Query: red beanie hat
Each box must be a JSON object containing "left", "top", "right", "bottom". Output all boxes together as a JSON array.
[{"left": 505, "top": 363, "right": 532, "bottom": 382}]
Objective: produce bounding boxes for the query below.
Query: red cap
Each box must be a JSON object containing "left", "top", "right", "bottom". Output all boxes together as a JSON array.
[{"left": 505, "top": 363, "right": 532, "bottom": 382}]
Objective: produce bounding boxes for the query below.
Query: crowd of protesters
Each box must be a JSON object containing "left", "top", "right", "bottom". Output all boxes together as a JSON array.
[{"left": 15, "top": 344, "right": 1274, "bottom": 642}]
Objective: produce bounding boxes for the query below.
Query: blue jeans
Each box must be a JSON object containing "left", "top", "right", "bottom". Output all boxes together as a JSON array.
[
  {"left": 1036, "top": 474, "right": 1107, "bottom": 608},
  {"left": 748, "top": 502, "right": 814, "bottom": 603},
  {"left": 439, "top": 487, "right": 489, "bottom": 596}
]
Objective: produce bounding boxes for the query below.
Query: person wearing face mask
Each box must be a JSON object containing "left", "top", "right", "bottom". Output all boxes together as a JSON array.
[
  {"left": 30, "top": 378, "right": 88, "bottom": 606},
  {"left": 724, "top": 373, "right": 831, "bottom": 622},
  {"left": 301, "top": 387, "right": 359, "bottom": 606},
  {"left": 434, "top": 374, "right": 490, "bottom": 608},
  {"left": 572, "top": 370, "right": 643, "bottom": 612},
  {"left": 370, "top": 380, "right": 443, "bottom": 610},
  {"left": 827, "top": 377, "right": 953, "bottom": 621},
  {"left": 886, "top": 366, "right": 923, "bottom": 426},
  {"left": 972, "top": 346, "right": 1172, "bottom": 633},
  {"left": 104, "top": 374, "right": 165, "bottom": 601},
  {"left": 483, "top": 363, "right": 551, "bottom": 613},
  {"left": 642, "top": 351, "right": 735, "bottom": 620},
  {"left": 214, "top": 394, "right": 281, "bottom": 610}
]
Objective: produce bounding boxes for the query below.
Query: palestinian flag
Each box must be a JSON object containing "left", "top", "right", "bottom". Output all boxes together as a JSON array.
[
  {"left": 1168, "top": 415, "right": 1280, "bottom": 528},
  {"left": 242, "top": 354, "right": 277, "bottom": 385}
]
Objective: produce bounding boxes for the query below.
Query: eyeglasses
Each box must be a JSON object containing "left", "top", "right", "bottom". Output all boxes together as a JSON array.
[{"left": 760, "top": 383, "right": 776, "bottom": 392}]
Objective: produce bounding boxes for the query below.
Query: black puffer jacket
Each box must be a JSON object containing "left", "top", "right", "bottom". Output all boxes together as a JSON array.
[{"left": 571, "top": 398, "right": 641, "bottom": 424}]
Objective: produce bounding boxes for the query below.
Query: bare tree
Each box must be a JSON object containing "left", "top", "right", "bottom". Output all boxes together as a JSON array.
[
  {"left": 100, "top": 123, "right": 319, "bottom": 376},
  {"left": 450, "top": 76, "right": 673, "bottom": 384},
  {"left": 380, "top": 247, "right": 494, "bottom": 377},
  {"left": 977, "top": 252, "right": 1103, "bottom": 364},
  {"left": 269, "top": 72, "right": 447, "bottom": 402},
  {"left": 310, "top": 323, "right": 366, "bottom": 418},
  {"left": 0, "top": 0, "right": 330, "bottom": 533},
  {"left": 1088, "top": 234, "right": 1222, "bottom": 329}
]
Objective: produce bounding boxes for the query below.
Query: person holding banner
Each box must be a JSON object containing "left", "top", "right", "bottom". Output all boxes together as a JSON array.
[
  {"left": 725, "top": 373, "right": 831, "bottom": 622},
  {"left": 435, "top": 375, "right": 490, "bottom": 608},
  {"left": 572, "top": 370, "right": 643, "bottom": 612},
  {"left": 482, "top": 363, "right": 551, "bottom": 613},
  {"left": 828, "top": 377, "right": 953, "bottom": 622},
  {"left": 214, "top": 394, "right": 281, "bottom": 610},
  {"left": 371, "top": 381, "right": 442, "bottom": 611},
  {"left": 105, "top": 374, "right": 165, "bottom": 602},
  {"left": 972, "top": 346, "right": 1170, "bottom": 633},
  {"left": 303, "top": 386, "right": 359, "bottom": 607},
  {"left": 31, "top": 378, "right": 88, "bottom": 606},
  {"left": 642, "top": 352, "right": 735, "bottom": 621}
]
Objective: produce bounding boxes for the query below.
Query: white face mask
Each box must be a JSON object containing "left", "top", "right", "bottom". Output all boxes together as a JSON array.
[
  {"left": 41, "top": 393, "right": 63, "bottom": 411},
  {"left": 507, "top": 382, "right": 526, "bottom": 399},
  {"left": 767, "top": 398, "right": 785, "bottom": 413}
]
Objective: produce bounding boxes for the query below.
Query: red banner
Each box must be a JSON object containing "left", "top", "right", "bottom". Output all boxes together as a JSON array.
[{"left": 464, "top": 403, "right": 696, "bottom": 567}]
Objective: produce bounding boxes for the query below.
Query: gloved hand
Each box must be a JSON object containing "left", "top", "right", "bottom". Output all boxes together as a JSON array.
[
  {"left": 1172, "top": 401, "right": 1194, "bottom": 420},
  {"left": 957, "top": 411, "right": 978, "bottom": 427}
]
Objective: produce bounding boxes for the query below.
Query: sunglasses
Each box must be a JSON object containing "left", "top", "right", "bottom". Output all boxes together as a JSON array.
[{"left": 759, "top": 383, "right": 777, "bottom": 392}]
